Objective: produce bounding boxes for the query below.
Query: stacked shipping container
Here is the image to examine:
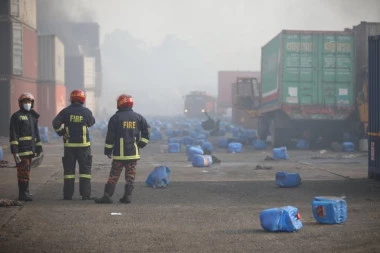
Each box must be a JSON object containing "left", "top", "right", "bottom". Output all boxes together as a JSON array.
[
  {"left": 38, "top": 35, "right": 66, "bottom": 127},
  {"left": 65, "top": 56, "right": 97, "bottom": 114},
  {"left": 368, "top": 35, "right": 380, "bottom": 180},
  {"left": 0, "top": 0, "right": 38, "bottom": 136}
]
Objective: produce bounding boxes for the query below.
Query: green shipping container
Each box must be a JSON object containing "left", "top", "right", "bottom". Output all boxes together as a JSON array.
[{"left": 261, "top": 30, "right": 355, "bottom": 120}]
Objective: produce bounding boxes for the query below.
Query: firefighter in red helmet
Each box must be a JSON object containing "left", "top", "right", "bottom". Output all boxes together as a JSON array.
[
  {"left": 95, "top": 94, "right": 150, "bottom": 204},
  {"left": 9, "top": 92, "right": 43, "bottom": 201},
  {"left": 52, "top": 89, "right": 96, "bottom": 200}
]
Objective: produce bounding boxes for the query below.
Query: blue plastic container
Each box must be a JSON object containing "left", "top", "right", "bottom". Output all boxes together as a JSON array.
[
  {"left": 342, "top": 142, "right": 355, "bottom": 152},
  {"left": 187, "top": 146, "right": 204, "bottom": 161},
  {"left": 145, "top": 165, "right": 171, "bottom": 188},
  {"left": 312, "top": 196, "right": 347, "bottom": 224},
  {"left": 150, "top": 132, "right": 163, "bottom": 141},
  {"left": 217, "top": 138, "right": 229, "bottom": 148},
  {"left": 192, "top": 154, "right": 213, "bottom": 167},
  {"left": 0, "top": 146, "right": 3, "bottom": 161},
  {"left": 296, "top": 139, "right": 309, "bottom": 150},
  {"left": 275, "top": 172, "right": 301, "bottom": 188},
  {"left": 228, "top": 142, "right": 243, "bottom": 153},
  {"left": 273, "top": 147, "right": 289, "bottom": 160},
  {"left": 182, "top": 136, "right": 195, "bottom": 146},
  {"left": 168, "top": 143, "right": 180, "bottom": 153},
  {"left": 253, "top": 139, "right": 266, "bottom": 150},
  {"left": 202, "top": 141, "right": 214, "bottom": 153},
  {"left": 260, "top": 206, "right": 303, "bottom": 232}
]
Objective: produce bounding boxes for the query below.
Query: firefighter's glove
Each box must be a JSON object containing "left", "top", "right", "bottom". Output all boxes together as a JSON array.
[
  {"left": 14, "top": 154, "right": 21, "bottom": 164},
  {"left": 63, "top": 133, "right": 68, "bottom": 142},
  {"left": 138, "top": 142, "right": 147, "bottom": 149},
  {"left": 106, "top": 154, "right": 112, "bottom": 159},
  {"left": 35, "top": 152, "right": 43, "bottom": 158}
]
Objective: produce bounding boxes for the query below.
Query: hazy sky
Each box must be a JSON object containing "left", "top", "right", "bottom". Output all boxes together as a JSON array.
[
  {"left": 55, "top": 0, "right": 380, "bottom": 116},
  {"left": 86, "top": 0, "right": 380, "bottom": 71}
]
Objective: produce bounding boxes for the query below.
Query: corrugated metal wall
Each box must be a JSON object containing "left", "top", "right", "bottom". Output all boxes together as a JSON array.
[
  {"left": 37, "top": 83, "right": 66, "bottom": 128},
  {"left": 38, "top": 35, "right": 65, "bottom": 84},
  {"left": 22, "top": 24, "right": 38, "bottom": 80},
  {"left": 0, "top": 0, "right": 36, "bottom": 30},
  {"left": 0, "top": 1, "right": 38, "bottom": 137},
  {"left": 0, "top": 21, "right": 11, "bottom": 76},
  {"left": 368, "top": 35, "right": 380, "bottom": 180}
]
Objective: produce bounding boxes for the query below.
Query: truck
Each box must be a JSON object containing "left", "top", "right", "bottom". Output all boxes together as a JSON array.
[
  {"left": 183, "top": 91, "right": 216, "bottom": 118},
  {"left": 217, "top": 71, "right": 260, "bottom": 119},
  {"left": 234, "top": 29, "right": 356, "bottom": 147}
]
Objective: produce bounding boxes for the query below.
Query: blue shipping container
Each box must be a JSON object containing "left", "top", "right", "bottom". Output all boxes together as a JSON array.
[{"left": 368, "top": 35, "right": 380, "bottom": 180}]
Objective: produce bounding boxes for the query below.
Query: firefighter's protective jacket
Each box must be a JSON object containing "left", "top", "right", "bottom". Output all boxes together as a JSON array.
[
  {"left": 104, "top": 108, "right": 149, "bottom": 160},
  {"left": 9, "top": 109, "right": 43, "bottom": 157},
  {"left": 52, "top": 103, "right": 95, "bottom": 147}
]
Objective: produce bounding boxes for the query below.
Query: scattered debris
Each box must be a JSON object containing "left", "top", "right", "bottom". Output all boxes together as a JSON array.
[
  {"left": 264, "top": 155, "right": 275, "bottom": 161},
  {"left": 110, "top": 213, "right": 122, "bottom": 216},
  {"left": 255, "top": 165, "right": 273, "bottom": 170},
  {"left": 0, "top": 160, "right": 9, "bottom": 168},
  {"left": 0, "top": 199, "right": 23, "bottom": 207}
]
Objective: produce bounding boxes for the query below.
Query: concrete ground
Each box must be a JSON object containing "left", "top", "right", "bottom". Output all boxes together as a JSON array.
[{"left": 0, "top": 134, "right": 379, "bottom": 253}]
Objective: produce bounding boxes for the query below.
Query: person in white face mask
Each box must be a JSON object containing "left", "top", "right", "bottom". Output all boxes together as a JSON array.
[{"left": 9, "top": 92, "right": 43, "bottom": 201}]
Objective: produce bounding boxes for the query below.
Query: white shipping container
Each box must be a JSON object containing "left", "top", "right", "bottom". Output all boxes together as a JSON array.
[
  {"left": 38, "top": 35, "right": 65, "bottom": 83},
  {"left": 84, "top": 57, "right": 96, "bottom": 89},
  {"left": 10, "top": 0, "right": 37, "bottom": 30},
  {"left": 85, "top": 90, "right": 97, "bottom": 116}
]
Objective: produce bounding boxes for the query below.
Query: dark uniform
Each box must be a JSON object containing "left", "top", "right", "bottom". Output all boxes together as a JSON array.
[
  {"left": 10, "top": 94, "right": 43, "bottom": 201},
  {"left": 95, "top": 102, "right": 149, "bottom": 204},
  {"left": 52, "top": 103, "right": 95, "bottom": 200}
]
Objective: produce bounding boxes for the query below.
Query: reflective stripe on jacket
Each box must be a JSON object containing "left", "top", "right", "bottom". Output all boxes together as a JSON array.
[
  {"left": 52, "top": 103, "right": 95, "bottom": 147},
  {"left": 104, "top": 108, "right": 150, "bottom": 160},
  {"left": 9, "top": 109, "right": 43, "bottom": 156}
]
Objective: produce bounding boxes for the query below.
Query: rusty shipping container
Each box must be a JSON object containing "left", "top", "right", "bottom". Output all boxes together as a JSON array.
[
  {"left": 0, "top": 78, "right": 37, "bottom": 136},
  {"left": 0, "top": 20, "right": 37, "bottom": 79},
  {"left": 65, "top": 56, "right": 96, "bottom": 94},
  {"left": 37, "top": 83, "right": 67, "bottom": 128},
  {"left": 217, "top": 71, "right": 261, "bottom": 112},
  {"left": 0, "top": 0, "right": 37, "bottom": 30},
  {"left": 22, "top": 24, "right": 38, "bottom": 80},
  {"left": 368, "top": 35, "right": 380, "bottom": 180},
  {"left": 38, "top": 35, "right": 65, "bottom": 84},
  {"left": 85, "top": 89, "right": 97, "bottom": 116}
]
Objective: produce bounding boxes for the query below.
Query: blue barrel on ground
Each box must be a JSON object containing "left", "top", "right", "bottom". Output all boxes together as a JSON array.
[
  {"left": 312, "top": 196, "right": 347, "bottom": 224},
  {"left": 202, "top": 141, "right": 214, "bottom": 153},
  {"left": 192, "top": 154, "right": 212, "bottom": 167},
  {"left": 187, "top": 146, "right": 204, "bottom": 161},
  {"left": 0, "top": 146, "right": 3, "bottom": 160},
  {"left": 228, "top": 142, "right": 242, "bottom": 153},
  {"left": 168, "top": 143, "right": 180, "bottom": 153},
  {"left": 342, "top": 142, "right": 355, "bottom": 152},
  {"left": 275, "top": 172, "right": 301, "bottom": 187},
  {"left": 273, "top": 147, "right": 289, "bottom": 160},
  {"left": 260, "top": 206, "right": 303, "bottom": 232}
]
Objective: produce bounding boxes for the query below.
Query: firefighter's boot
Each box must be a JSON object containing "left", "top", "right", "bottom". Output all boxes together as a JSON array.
[
  {"left": 94, "top": 183, "right": 115, "bottom": 204},
  {"left": 18, "top": 181, "right": 33, "bottom": 201},
  {"left": 119, "top": 184, "right": 134, "bottom": 204}
]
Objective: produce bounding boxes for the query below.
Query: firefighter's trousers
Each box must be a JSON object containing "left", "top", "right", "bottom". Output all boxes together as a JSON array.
[{"left": 62, "top": 147, "right": 92, "bottom": 199}]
